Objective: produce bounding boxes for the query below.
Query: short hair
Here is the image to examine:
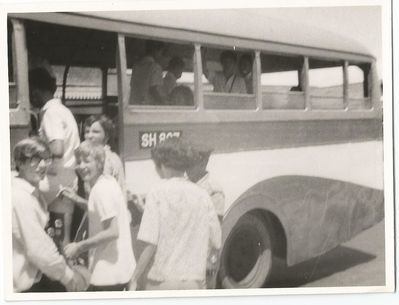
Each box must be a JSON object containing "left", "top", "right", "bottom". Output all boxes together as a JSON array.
[
  {"left": 151, "top": 138, "right": 197, "bottom": 172},
  {"left": 146, "top": 40, "right": 166, "bottom": 54},
  {"left": 28, "top": 67, "right": 57, "bottom": 95},
  {"left": 74, "top": 141, "right": 106, "bottom": 172},
  {"left": 168, "top": 85, "right": 194, "bottom": 106},
  {"left": 83, "top": 115, "right": 97, "bottom": 130},
  {"left": 220, "top": 50, "right": 237, "bottom": 63},
  {"left": 168, "top": 57, "right": 185, "bottom": 70},
  {"left": 189, "top": 143, "right": 213, "bottom": 167},
  {"left": 13, "top": 137, "right": 51, "bottom": 171},
  {"left": 91, "top": 114, "right": 115, "bottom": 146}
]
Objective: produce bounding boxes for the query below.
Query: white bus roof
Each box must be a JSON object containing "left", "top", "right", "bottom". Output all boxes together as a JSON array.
[
  {"left": 10, "top": 10, "right": 374, "bottom": 59},
  {"left": 77, "top": 10, "right": 372, "bottom": 57}
]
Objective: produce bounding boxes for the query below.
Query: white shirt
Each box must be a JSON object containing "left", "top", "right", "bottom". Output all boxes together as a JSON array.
[
  {"left": 39, "top": 98, "right": 80, "bottom": 203},
  {"left": 129, "top": 56, "right": 163, "bottom": 105},
  {"left": 208, "top": 71, "right": 247, "bottom": 94},
  {"left": 197, "top": 173, "right": 225, "bottom": 217},
  {"left": 103, "top": 145, "right": 127, "bottom": 199},
  {"left": 12, "top": 177, "right": 73, "bottom": 292},
  {"left": 138, "top": 177, "right": 221, "bottom": 281},
  {"left": 87, "top": 175, "right": 135, "bottom": 285},
  {"left": 39, "top": 98, "right": 80, "bottom": 170}
]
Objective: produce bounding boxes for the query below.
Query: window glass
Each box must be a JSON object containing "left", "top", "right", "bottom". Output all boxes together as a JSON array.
[
  {"left": 309, "top": 59, "right": 344, "bottom": 109},
  {"left": 261, "top": 53, "right": 304, "bottom": 109},
  {"left": 52, "top": 66, "right": 103, "bottom": 102},
  {"left": 347, "top": 63, "right": 371, "bottom": 109},
  {"left": 126, "top": 37, "right": 194, "bottom": 107},
  {"left": 202, "top": 47, "right": 255, "bottom": 110}
]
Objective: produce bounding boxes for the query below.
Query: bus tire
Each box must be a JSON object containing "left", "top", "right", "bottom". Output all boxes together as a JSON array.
[{"left": 219, "top": 212, "right": 274, "bottom": 289}]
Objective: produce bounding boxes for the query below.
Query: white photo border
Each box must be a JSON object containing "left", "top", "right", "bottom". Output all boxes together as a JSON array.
[{"left": 0, "top": 0, "right": 396, "bottom": 303}]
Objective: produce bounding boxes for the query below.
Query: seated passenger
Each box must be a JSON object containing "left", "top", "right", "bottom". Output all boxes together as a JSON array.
[
  {"left": 168, "top": 85, "right": 194, "bottom": 106},
  {"left": 163, "top": 56, "right": 185, "bottom": 96},
  {"left": 129, "top": 40, "right": 166, "bottom": 105},
  {"left": 203, "top": 49, "right": 247, "bottom": 94},
  {"left": 238, "top": 54, "right": 254, "bottom": 94}
]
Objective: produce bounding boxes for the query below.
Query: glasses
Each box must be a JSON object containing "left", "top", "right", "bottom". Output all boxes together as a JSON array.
[{"left": 29, "top": 156, "right": 52, "bottom": 167}]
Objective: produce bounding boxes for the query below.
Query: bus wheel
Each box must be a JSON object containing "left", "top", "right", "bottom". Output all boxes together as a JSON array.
[{"left": 219, "top": 212, "right": 274, "bottom": 289}]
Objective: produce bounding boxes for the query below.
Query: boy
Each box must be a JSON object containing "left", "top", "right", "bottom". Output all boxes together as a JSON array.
[
  {"left": 129, "top": 138, "right": 221, "bottom": 290},
  {"left": 186, "top": 145, "right": 225, "bottom": 289}
]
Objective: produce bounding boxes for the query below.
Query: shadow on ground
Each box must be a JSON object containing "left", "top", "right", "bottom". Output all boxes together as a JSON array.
[{"left": 267, "top": 245, "right": 377, "bottom": 288}]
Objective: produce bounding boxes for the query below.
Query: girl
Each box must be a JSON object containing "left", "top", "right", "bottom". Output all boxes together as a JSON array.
[{"left": 85, "top": 114, "right": 127, "bottom": 198}]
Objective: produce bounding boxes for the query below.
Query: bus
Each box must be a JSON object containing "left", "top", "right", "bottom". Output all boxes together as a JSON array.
[{"left": 7, "top": 10, "right": 384, "bottom": 289}]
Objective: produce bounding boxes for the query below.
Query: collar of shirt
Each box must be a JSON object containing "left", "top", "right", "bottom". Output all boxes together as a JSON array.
[
  {"left": 41, "top": 98, "right": 62, "bottom": 113},
  {"left": 13, "top": 176, "right": 36, "bottom": 196},
  {"left": 13, "top": 176, "right": 49, "bottom": 208}
]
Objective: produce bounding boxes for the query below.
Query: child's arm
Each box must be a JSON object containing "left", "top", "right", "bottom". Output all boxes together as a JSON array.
[
  {"left": 129, "top": 242, "right": 157, "bottom": 290},
  {"left": 64, "top": 216, "right": 118, "bottom": 259},
  {"left": 59, "top": 187, "right": 88, "bottom": 209}
]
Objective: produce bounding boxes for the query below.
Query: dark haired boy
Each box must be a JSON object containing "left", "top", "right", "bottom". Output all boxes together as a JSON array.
[{"left": 129, "top": 138, "right": 221, "bottom": 290}]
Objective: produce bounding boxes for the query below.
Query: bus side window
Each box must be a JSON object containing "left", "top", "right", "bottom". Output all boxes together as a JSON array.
[
  {"left": 309, "top": 59, "right": 344, "bottom": 109},
  {"left": 202, "top": 47, "right": 256, "bottom": 110},
  {"left": 261, "top": 53, "right": 305, "bottom": 110},
  {"left": 347, "top": 63, "right": 372, "bottom": 109},
  {"left": 126, "top": 37, "right": 195, "bottom": 107}
]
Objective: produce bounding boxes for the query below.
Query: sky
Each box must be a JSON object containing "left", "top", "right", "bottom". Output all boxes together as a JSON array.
[{"left": 253, "top": 5, "right": 383, "bottom": 77}]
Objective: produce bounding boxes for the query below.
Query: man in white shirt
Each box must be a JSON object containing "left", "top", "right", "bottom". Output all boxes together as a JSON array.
[
  {"left": 203, "top": 50, "right": 247, "bottom": 94},
  {"left": 12, "top": 138, "right": 87, "bottom": 292},
  {"left": 129, "top": 40, "right": 166, "bottom": 105},
  {"left": 29, "top": 68, "right": 80, "bottom": 247}
]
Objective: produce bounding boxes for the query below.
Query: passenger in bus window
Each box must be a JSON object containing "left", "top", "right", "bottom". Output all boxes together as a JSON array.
[
  {"left": 168, "top": 85, "right": 194, "bottom": 106},
  {"left": 129, "top": 40, "right": 166, "bottom": 105},
  {"left": 203, "top": 49, "right": 247, "bottom": 94},
  {"left": 64, "top": 143, "right": 135, "bottom": 291},
  {"left": 238, "top": 54, "right": 254, "bottom": 94},
  {"left": 11, "top": 137, "right": 88, "bottom": 292},
  {"left": 163, "top": 56, "right": 185, "bottom": 96},
  {"left": 129, "top": 138, "right": 221, "bottom": 291},
  {"left": 28, "top": 68, "right": 80, "bottom": 248},
  {"left": 186, "top": 145, "right": 224, "bottom": 289}
]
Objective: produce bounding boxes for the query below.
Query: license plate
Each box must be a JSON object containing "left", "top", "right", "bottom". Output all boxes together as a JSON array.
[{"left": 139, "top": 131, "right": 182, "bottom": 149}]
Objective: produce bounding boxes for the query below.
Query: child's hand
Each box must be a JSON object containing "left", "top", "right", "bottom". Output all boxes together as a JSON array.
[
  {"left": 64, "top": 242, "right": 82, "bottom": 259},
  {"left": 58, "top": 186, "right": 78, "bottom": 203},
  {"left": 127, "top": 191, "right": 145, "bottom": 212}
]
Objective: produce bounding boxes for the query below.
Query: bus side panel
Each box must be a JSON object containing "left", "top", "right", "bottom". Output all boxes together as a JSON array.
[
  {"left": 232, "top": 176, "right": 384, "bottom": 266},
  {"left": 123, "top": 118, "right": 382, "bottom": 161}
]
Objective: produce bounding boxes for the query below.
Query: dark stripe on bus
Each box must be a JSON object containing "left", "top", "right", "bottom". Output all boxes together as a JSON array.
[{"left": 123, "top": 119, "right": 382, "bottom": 161}]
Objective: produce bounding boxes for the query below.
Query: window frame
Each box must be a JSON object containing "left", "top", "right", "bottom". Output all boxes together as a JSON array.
[{"left": 8, "top": 18, "right": 30, "bottom": 127}]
